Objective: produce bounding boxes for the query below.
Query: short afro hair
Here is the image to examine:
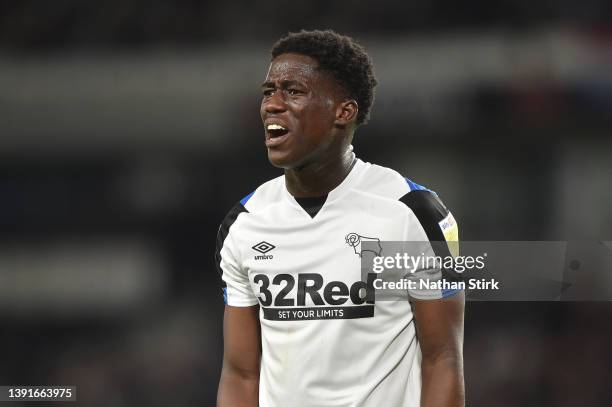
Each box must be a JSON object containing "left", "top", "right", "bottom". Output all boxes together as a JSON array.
[{"left": 271, "top": 29, "right": 378, "bottom": 126}]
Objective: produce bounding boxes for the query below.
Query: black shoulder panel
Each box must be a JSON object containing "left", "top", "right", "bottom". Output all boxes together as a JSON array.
[
  {"left": 400, "top": 190, "right": 449, "bottom": 243},
  {"left": 215, "top": 201, "right": 248, "bottom": 286},
  {"left": 399, "top": 190, "right": 462, "bottom": 282}
]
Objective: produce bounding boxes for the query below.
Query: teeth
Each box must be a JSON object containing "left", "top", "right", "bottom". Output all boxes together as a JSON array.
[{"left": 267, "top": 124, "right": 287, "bottom": 131}]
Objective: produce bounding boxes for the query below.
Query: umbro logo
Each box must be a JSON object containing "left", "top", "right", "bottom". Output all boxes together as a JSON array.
[
  {"left": 253, "top": 241, "right": 275, "bottom": 254},
  {"left": 253, "top": 241, "right": 275, "bottom": 260}
]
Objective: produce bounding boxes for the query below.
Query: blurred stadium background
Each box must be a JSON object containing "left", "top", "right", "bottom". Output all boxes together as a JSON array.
[{"left": 1, "top": 1, "right": 611, "bottom": 406}]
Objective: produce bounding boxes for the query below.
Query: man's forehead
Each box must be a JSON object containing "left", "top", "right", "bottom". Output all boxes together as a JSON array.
[{"left": 264, "top": 53, "right": 320, "bottom": 82}]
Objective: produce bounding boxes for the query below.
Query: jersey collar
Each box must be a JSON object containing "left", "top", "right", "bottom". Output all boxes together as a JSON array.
[{"left": 283, "top": 157, "right": 367, "bottom": 216}]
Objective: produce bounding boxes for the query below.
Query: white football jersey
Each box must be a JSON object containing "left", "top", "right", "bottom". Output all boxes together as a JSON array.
[{"left": 215, "top": 158, "right": 460, "bottom": 407}]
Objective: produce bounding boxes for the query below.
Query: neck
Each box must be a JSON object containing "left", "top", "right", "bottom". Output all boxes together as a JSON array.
[{"left": 285, "top": 147, "right": 356, "bottom": 198}]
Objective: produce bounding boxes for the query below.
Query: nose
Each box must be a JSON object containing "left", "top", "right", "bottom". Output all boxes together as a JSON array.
[{"left": 262, "top": 91, "right": 287, "bottom": 115}]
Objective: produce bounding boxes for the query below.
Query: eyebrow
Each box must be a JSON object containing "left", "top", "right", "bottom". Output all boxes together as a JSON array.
[{"left": 260, "top": 80, "right": 304, "bottom": 89}]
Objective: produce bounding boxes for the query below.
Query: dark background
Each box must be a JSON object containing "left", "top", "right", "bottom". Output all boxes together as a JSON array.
[{"left": 1, "top": 1, "right": 611, "bottom": 406}]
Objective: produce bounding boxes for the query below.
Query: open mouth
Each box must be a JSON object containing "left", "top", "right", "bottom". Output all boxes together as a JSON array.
[{"left": 265, "top": 123, "right": 290, "bottom": 146}]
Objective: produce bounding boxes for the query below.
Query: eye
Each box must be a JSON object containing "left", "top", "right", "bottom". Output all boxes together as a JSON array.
[
  {"left": 287, "top": 88, "right": 301, "bottom": 96},
  {"left": 262, "top": 89, "right": 274, "bottom": 97}
]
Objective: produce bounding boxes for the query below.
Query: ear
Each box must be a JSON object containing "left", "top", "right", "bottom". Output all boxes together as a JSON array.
[{"left": 334, "top": 99, "right": 358, "bottom": 128}]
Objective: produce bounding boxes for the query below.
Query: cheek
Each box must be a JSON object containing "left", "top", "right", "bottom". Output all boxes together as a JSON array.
[{"left": 300, "top": 100, "right": 335, "bottom": 129}]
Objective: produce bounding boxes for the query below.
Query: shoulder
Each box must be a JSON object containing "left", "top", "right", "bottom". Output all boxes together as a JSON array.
[
  {"left": 216, "top": 174, "right": 285, "bottom": 241},
  {"left": 358, "top": 160, "right": 458, "bottom": 241},
  {"left": 222, "top": 174, "right": 285, "bottom": 220},
  {"left": 354, "top": 160, "right": 446, "bottom": 203},
  {"left": 355, "top": 160, "right": 445, "bottom": 206},
  {"left": 237, "top": 174, "right": 285, "bottom": 213},
  {"left": 398, "top": 177, "right": 459, "bottom": 251},
  {"left": 399, "top": 187, "right": 457, "bottom": 243},
  {"left": 353, "top": 161, "right": 410, "bottom": 200}
]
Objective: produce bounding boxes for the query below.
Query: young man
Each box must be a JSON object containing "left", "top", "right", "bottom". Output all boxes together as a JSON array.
[{"left": 216, "top": 30, "right": 465, "bottom": 407}]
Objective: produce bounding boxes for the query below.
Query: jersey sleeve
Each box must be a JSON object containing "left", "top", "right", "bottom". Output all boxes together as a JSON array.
[
  {"left": 215, "top": 202, "right": 259, "bottom": 307},
  {"left": 399, "top": 186, "right": 462, "bottom": 300}
]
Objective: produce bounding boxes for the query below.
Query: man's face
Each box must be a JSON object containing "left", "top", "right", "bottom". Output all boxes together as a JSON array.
[{"left": 260, "top": 53, "right": 341, "bottom": 169}]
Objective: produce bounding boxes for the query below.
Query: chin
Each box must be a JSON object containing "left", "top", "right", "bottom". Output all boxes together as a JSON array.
[
  {"left": 267, "top": 150, "right": 301, "bottom": 170},
  {"left": 267, "top": 151, "right": 290, "bottom": 169}
]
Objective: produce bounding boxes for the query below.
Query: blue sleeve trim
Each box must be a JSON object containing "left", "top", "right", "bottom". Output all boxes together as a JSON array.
[
  {"left": 405, "top": 178, "right": 427, "bottom": 192},
  {"left": 239, "top": 191, "right": 255, "bottom": 206},
  {"left": 222, "top": 287, "right": 228, "bottom": 304},
  {"left": 405, "top": 178, "right": 437, "bottom": 196}
]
